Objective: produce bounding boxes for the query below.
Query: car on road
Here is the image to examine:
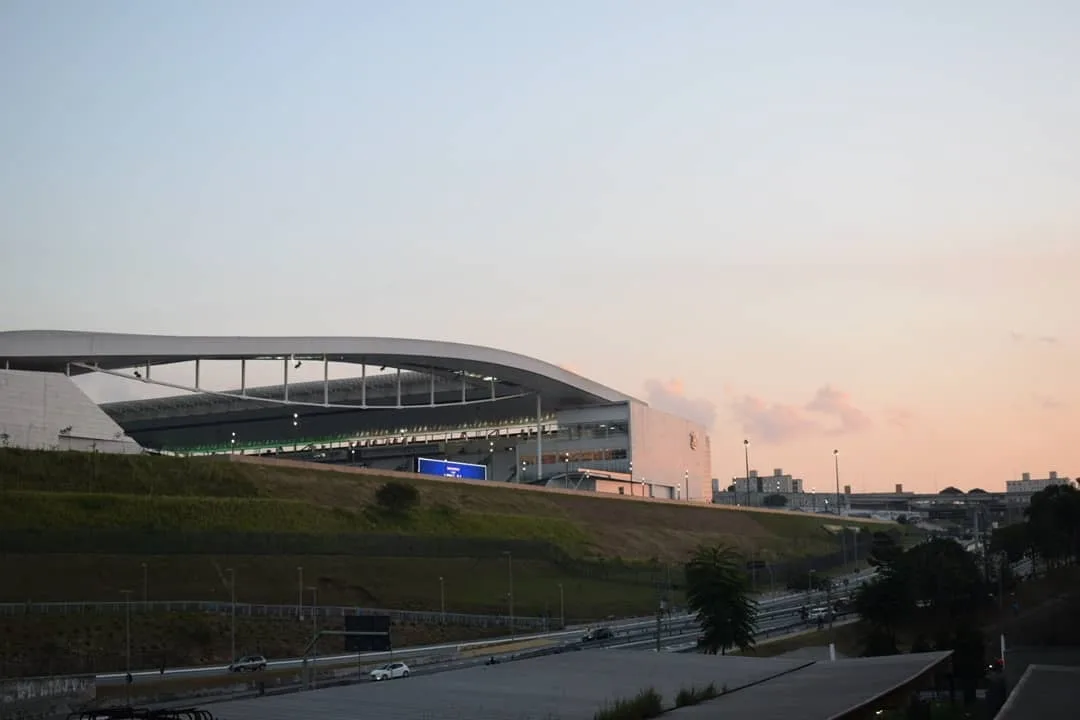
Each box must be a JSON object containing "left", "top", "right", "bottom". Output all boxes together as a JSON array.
[
  {"left": 228, "top": 655, "right": 267, "bottom": 673},
  {"left": 370, "top": 662, "right": 410, "bottom": 681},
  {"left": 582, "top": 627, "right": 615, "bottom": 642}
]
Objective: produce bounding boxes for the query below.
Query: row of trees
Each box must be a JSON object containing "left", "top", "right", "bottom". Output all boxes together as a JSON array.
[
  {"left": 856, "top": 533, "right": 990, "bottom": 702},
  {"left": 682, "top": 532, "right": 991, "bottom": 701},
  {"left": 991, "top": 483, "right": 1080, "bottom": 567}
]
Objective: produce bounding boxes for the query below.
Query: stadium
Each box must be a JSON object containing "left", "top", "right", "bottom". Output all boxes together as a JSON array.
[{"left": 0, "top": 330, "right": 712, "bottom": 500}]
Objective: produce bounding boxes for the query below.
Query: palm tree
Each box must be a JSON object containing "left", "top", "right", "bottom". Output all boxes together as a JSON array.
[{"left": 684, "top": 544, "right": 758, "bottom": 655}]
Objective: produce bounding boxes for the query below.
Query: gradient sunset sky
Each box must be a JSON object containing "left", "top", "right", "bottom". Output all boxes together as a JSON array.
[{"left": 2, "top": 1, "right": 1077, "bottom": 493}]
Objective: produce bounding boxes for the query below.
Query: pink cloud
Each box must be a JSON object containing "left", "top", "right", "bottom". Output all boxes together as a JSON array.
[
  {"left": 644, "top": 378, "right": 717, "bottom": 428},
  {"left": 885, "top": 407, "right": 916, "bottom": 429},
  {"left": 805, "top": 385, "right": 872, "bottom": 434},
  {"left": 727, "top": 384, "right": 873, "bottom": 443}
]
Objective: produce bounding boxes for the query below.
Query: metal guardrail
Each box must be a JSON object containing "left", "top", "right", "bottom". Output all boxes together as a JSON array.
[{"left": 0, "top": 600, "right": 549, "bottom": 629}]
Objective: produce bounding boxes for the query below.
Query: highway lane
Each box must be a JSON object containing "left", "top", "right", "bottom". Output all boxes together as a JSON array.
[
  {"left": 96, "top": 569, "right": 878, "bottom": 685},
  {"left": 126, "top": 605, "right": 865, "bottom": 709},
  {"left": 95, "top": 614, "right": 685, "bottom": 685}
]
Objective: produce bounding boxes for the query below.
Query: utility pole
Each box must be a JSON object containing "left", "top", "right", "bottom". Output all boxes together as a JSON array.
[
  {"left": 121, "top": 589, "right": 132, "bottom": 706},
  {"left": 504, "top": 551, "right": 515, "bottom": 638},
  {"left": 227, "top": 568, "right": 236, "bottom": 663},
  {"left": 307, "top": 585, "right": 319, "bottom": 682},
  {"left": 297, "top": 566, "right": 303, "bottom": 619},
  {"left": 655, "top": 605, "right": 662, "bottom": 652}
]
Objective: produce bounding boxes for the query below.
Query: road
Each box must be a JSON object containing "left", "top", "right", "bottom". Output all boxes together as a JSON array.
[{"left": 96, "top": 568, "right": 878, "bottom": 686}]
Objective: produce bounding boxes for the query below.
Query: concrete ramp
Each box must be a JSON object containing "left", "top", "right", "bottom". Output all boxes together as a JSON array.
[{"left": 0, "top": 369, "right": 141, "bottom": 453}]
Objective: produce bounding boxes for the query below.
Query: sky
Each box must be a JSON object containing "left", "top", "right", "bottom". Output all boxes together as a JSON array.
[{"left": 1, "top": 1, "right": 1077, "bottom": 493}]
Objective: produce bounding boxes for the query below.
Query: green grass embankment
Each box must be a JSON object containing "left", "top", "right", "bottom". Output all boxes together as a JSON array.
[
  {"left": 0, "top": 448, "right": 893, "bottom": 613},
  {"left": 0, "top": 448, "right": 889, "bottom": 562}
]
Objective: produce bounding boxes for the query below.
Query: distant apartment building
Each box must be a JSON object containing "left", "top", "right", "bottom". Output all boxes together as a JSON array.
[
  {"left": 729, "top": 468, "right": 804, "bottom": 495},
  {"left": 1006, "top": 471, "right": 1072, "bottom": 494}
]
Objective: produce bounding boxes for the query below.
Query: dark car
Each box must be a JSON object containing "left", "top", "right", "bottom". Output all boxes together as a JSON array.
[{"left": 582, "top": 627, "right": 615, "bottom": 642}]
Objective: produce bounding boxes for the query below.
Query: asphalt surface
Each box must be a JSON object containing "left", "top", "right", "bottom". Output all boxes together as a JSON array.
[{"left": 96, "top": 568, "right": 878, "bottom": 687}]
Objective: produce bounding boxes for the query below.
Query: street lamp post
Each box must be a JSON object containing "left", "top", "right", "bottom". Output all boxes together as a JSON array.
[
  {"left": 227, "top": 568, "right": 236, "bottom": 663},
  {"left": 503, "top": 551, "right": 514, "bottom": 637},
  {"left": 308, "top": 585, "right": 318, "bottom": 674},
  {"left": 557, "top": 583, "right": 565, "bottom": 629},
  {"left": 439, "top": 576, "right": 446, "bottom": 622},
  {"left": 297, "top": 566, "right": 303, "bottom": 619},
  {"left": 833, "top": 449, "right": 841, "bottom": 516},
  {"left": 121, "top": 589, "right": 132, "bottom": 705},
  {"left": 743, "top": 439, "right": 751, "bottom": 507}
]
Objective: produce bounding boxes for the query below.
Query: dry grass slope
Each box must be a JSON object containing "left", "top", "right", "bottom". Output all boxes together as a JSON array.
[{"left": 0, "top": 448, "right": 890, "bottom": 562}]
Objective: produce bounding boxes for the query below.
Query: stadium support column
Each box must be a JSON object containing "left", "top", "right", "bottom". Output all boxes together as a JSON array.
[
  {"left": 396, "top": 369, "right": 402, "bottom": 407},
  {"left": 429, "top": 373, "right": 435, "bottom": 406},
  {"left": 323, "top": 355, "right": 329, "bottom": 406},
  {"left": 194, "top": 359, "right": 201, "bottom": 389},
  {"left": 283, "top": 358, "right": 290, "bottom": 402},
  {"left": 536, "top": 394, "right": 543, "bottom": 483},
  {"left": 240, "top": 359, "right": 246, "bottom": 396},
  {"left": 361, "top": 364, "right": 367, "bottom": 407}
]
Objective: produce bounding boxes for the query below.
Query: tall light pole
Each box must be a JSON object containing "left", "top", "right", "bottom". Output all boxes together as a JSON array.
[
  {"left": 557, "top": 582, "right": 565, "bottom": 628},
  {"left": 121, "top": 589, "right": 132, "bottom": 705},
  {"left": 743, "top": 439, "right": 751, "bottom": 507},
  {"left": 227, "top": 568, "right": 236, "bottom": 663},
  {"left": 503, "top": 551, "right": 514, "bottom": 637},
  {"left": 439, "top": 576, "right": 446, "bottom": 623},
  {"left": 308, "top": 585, "right": 319, "bottom": 672},
  {"left": 297, "top": 566, "right": 304, "bottom": 619},
  {"left": 833, "top": 449, "right": 842, "bottom": 516}
]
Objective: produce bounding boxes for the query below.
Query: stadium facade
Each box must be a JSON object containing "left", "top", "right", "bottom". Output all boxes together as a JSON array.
[{"left": 0, "top": 331, "right": 712, "bottom": 500}]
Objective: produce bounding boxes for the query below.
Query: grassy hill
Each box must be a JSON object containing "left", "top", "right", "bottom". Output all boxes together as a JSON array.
[
  {"left": 0, "top": 448, "right": 889, "bottom": 563},
  {"left": 0, "top": 448, "right": 896, "bottom": 676}
]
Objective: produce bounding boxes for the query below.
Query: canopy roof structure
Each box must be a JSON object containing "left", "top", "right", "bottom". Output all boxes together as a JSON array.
[{"left": 0, "top": 330, "right": 637, "bottom": 421}]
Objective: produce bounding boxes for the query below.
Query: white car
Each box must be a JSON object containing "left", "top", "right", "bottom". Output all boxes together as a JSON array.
[{"left": 369, "top": 662, "right": 410, "bottom": 681}]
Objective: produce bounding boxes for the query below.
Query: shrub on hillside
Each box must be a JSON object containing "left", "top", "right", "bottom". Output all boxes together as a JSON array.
[
  {"left": 594, "top": 688, "right": 664, "bottom": 720},
  {"left": 375, "top": 481, "right": 420, "bottom": 515}
]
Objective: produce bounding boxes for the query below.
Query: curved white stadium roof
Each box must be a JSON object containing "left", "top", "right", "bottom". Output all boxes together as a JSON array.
[{"left": 0, "top": 330, "right": 637, "bottom": 408}]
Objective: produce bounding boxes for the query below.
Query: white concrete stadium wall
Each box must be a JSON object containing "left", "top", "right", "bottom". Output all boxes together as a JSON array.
[
  {"left": 0, "top": 370, "right": 141, "bottom": 453},
  {"left": 628, "top": 402, "right": 711, "bottom": 500}
]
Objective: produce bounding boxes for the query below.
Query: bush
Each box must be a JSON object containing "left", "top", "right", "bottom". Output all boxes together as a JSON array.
[
  {"left": 375, "top": 481, "right": 421, "bottom": 515},
  {"left": 594, "top": 688, "right": 664, "bottom": 720},
  {"left": 675, "top": 683, "right": 720, "bottom": 707}
]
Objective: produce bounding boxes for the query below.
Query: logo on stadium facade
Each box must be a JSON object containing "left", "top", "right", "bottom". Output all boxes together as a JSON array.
[{"left": 689, "top": 432, "right": 698, "bottom": 450}]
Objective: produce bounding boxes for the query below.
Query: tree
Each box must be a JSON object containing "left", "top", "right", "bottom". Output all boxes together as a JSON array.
[
  {"left": 375, "top": 481, "right": 420, "bottom": 516},
  {"left": 990, "top": 522, "right": 1031, "bottom": 564},
  {"left": 684, "top": 544, "right": 758, "bottom": 655},
  {"left": 1026, "top": 484, "right": 1080, "bottom": 565},
  {"left": 898, "top": 538, "right": 984, "bottom": 624},
  {"left": 855, "top": 537, "right": 988, "bottom": 668},
  {"left": 762, "top": 493, "right": 787, "bottom": 508},
  {"left": 867, "top": 531, "right": 903, "bottom": 568}
]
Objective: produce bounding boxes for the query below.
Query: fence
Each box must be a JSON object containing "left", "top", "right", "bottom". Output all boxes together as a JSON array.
[
  {"left": 0, "top": 529, "right": 568, "bottom": 560},
  {"left": 0, "top": 600, "right": 549, "bottom": 629}
]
